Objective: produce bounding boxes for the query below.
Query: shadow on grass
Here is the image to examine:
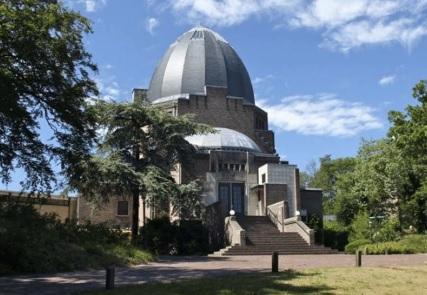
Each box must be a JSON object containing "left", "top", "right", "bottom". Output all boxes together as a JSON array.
[
  {"left": 0, "top": 261, "right": 333, "bottom": 295},
  {"left": 156, "top": 255, "right": 232, "bottom": 263},
  {"left": 83, "top": 270, "right": 335, "bottom": 295},
  {"left": 260, "top": 270, "right": 334, "bottom": 294}
]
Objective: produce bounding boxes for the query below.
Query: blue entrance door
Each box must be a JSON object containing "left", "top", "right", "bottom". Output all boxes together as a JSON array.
[
  {"left": 232, "top": 183, "right": 244, "bottom": 215},
  {"left": 219, "top": 183, "right": 230, "bottom": 217},
  {"left": 218, "top": 183, "right": 245, "bottom": 216}
]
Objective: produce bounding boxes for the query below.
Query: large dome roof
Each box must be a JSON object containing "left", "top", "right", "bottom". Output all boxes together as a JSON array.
[
  {"left": 186, "top": 128, "right": 261, "bottom": 152},
  {"left": 147, "top": 26, "right": 255, "bottom": 104}
]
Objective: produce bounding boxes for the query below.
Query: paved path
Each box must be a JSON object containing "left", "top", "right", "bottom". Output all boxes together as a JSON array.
[{"left": 1, "top": 254, "right": 427, "bottom": 295}]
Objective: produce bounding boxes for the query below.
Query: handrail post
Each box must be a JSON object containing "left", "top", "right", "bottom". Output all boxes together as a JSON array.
[
  {"left": 106, "top": 266, "right": 115, "bottom": 289},
  {"left": 272, "top": 252, "right": 279, "bottom": 273},
  {"left": 355, "top": 250, "right": 362, "bottom": 267}
]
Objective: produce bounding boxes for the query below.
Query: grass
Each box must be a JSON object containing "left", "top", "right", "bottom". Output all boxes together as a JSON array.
[
  {"left": 83, "top": 265, "right": 427, "bottom": 295},
  {"left": 82, "top": 243, "right": 155, "bottom": 269}
]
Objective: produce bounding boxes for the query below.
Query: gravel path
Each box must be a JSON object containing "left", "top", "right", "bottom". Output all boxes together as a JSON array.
[{"left": 1, "top": 254, "right": 426, "bottom": 295}]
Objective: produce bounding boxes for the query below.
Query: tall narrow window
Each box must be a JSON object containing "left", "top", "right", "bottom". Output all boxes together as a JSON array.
[
  {"left": 261, "top": 173, "right": 266, "bottom": 183},
  {"left": 117, "top": 200, "right": 129, "bottom": 216}
]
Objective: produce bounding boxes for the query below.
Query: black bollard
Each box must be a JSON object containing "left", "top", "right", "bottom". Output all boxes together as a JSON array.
[
  {"left": 355, "top": 250, "right": 362, "bottom": 267},
  {"left": 272, "top": 251, "right": 279, "bottom": 273},
  {"left": 106, "top": 266, "right": 115, "bottom": 289}
]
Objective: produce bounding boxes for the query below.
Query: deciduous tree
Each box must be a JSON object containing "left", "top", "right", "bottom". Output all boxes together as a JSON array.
[{"left": 0, "top": 0, "right": 98, "bottom": 192}]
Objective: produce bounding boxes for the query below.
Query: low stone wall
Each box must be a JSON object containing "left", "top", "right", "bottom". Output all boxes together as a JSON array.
[
  {"left": 225, "top": 216, "right": 246, "bottom": 246},
  {"left": 0, "top": 190, "right": 77, "bottom": 222},
  {"left": 267, "top": 201, "right": 286, "bottom": 232},
  {"left": 283, "top": 216, "right": 315, "bottom": 245},
  {"left": 266, "top": 200, "right": 315, "bottom": 245}
]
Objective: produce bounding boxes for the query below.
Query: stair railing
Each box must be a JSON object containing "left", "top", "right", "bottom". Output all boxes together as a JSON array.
[
  {"left": 266, "top": 201, "right": 285, "bottom": 232},
  {"left": 225, "top": 216, "right": 246, "bottom": 246}
]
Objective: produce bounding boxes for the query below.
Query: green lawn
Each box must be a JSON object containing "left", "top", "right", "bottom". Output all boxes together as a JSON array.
[{"left": 84, "top": 265, "right": 427, "bottom": 295}]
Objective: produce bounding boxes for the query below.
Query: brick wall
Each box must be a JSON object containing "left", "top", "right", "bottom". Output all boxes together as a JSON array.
[
  {"left": 300, "top": 189, "right": 323, "bottom": 219},
  {"left": 155, "top": 86, "right": 275, "bottom": 154},
  {"left": 78, "top": 196, "right": 133, "bottom": 228}
]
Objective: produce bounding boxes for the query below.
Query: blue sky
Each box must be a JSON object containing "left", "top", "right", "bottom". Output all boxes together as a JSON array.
[{"left": 3, "top": 0, "right": 427, "bottom": 190}]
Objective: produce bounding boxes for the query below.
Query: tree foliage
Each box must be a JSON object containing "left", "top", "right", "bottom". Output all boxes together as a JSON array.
[
  {"left": 305, "top": 155, "right": 356, "bottom": 215},
  {"left": 387, "top": 80, "right": 427, "bottom": 232},
  {"left": 0, "top": 0, "right": 98, "bottom": 192},
  {"left": 313, "top": 81, "right": 427, "bottom": 233},
  {"left": 71, "top": 101, "right": 211, "bottom": 238}
]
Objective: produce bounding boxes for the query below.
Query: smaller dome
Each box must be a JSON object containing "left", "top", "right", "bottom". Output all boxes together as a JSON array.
[{"left": 186, "top": 128, "right": 261, "bottom": 152}]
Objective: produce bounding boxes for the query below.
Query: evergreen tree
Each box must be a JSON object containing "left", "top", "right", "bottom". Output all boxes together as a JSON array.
[{"left": 71, "top": 101, "right": 211, "bottom": 239}]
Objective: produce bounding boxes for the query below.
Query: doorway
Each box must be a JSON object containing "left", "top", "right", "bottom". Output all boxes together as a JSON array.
[{"left": 218, "top": 183, "right": 245, "bottom": 216}]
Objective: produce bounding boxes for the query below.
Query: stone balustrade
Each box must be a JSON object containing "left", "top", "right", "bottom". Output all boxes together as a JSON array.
[{"left": 225, "top": 216, "right": 246, "bottom": 246}]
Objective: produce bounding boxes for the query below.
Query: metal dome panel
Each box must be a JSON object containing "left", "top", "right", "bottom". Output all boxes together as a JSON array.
[
  {"left": 147, "top": 27, "right": 255, "bottom": 104},
  {"left": 186, "top": 128, "right": 261, "bottom": 152}
]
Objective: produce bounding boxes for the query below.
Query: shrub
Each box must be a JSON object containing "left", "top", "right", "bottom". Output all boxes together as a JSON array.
[
  {"left": 307, "top": 214, "right": 323, "bottom": 245},
  {"left": 350, "top": 235, "right": 427, "bottom": 255},
  {"left": 344, "top": 239, "right": 371, "bottom": 253},
  {"left": 140, "top": 217, "right": 209, "bottom": 255},
  {"left": 372, "top": 217, "right": 400, "bottom": 243},
  {"left": 398, "top": 234, "right": 427, "bottom": 253},
  {"left": 349, "top": 211, "right": 370, "bottom": 242},
  {"left": 322, "top": 221, "right": 349, "bottom": 251},
  {"left": 140, "top": 217, "right": 177, "bottom": 255},
  {"left": 176, "top": 220, "right": 209, "bottom": 255},
  {"left": 0, "top": 202, "right": 153, "bottom": 275},
  {"left": 363, "top": 242, "right": 415, "bottom": 254}
]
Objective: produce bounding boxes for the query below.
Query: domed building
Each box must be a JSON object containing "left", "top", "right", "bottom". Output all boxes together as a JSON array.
[{"left": 80, "top": 27, "right": 330, "bottom": 254}]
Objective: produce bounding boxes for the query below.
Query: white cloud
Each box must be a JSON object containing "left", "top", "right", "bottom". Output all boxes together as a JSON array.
[
  {"left": 82, "top": 0, "right": 106, "bottom": 12},
  {"left": 146, "top": 17, "right": 160, "bottom": 35},
  {"left": 379, "top": 75, "right": 396, "bottom": 86},
  {"left": 95, "top": 77, "right": 120, "bottom": 101},
  {"left": 165, "top": 0, "right": 427, "bottom": 52},
  {"left": 258, "top": 93, "right": 382, "bottom": 137},
  {"left": 252, "top": 74, "right": 274, "bottom": 85}
]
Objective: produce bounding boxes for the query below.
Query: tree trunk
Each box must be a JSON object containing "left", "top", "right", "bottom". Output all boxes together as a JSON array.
[
  {"left": 131, "top": 189, "right": 139, "bottom": 241},
  {"left": 131, "top": 141, "right": 141, "bottom": 241},
  {"left": 142, "top": 196, "right": 146, "bottom": 225}
]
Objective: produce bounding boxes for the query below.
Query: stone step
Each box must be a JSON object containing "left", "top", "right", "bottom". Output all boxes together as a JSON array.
[
  {"left": 247, "top": 242, "right": 308, "bottom": 247},
  {"left": 232, "top": 246, "right": 337, "bottom": 249},
  {"left": 212, "top": 216, "right": 339, "bottom": 256},
  {"left": 225, "top": 251, "right": 339, "bottom": 254},
  {"left": 247, "top": 236, "right": 302, "bottom": 238},
  {"left": 225, "top": 249, "right": 338, "bottom": 253},
  {"left": 223, "top": 250, "right": 338, "bottom": 255},
  {"left": 246, "top": 239, "right": 306, "bottom": 243}
]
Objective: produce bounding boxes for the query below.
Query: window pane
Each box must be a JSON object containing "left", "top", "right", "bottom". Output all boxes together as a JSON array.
[
  {"left": 219, "top": 183, "right": 230, "bottom": 215},
  {"left": 232, "top": 183, "right": 244, "bottom": 214},
  {"left": 117, "top": 200, "right": 129, "bottom": 216}
]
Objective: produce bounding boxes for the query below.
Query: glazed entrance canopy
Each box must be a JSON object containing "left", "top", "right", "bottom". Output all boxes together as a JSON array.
[{"left": 147, "top": 26, "right": 255, "bottom": 104}]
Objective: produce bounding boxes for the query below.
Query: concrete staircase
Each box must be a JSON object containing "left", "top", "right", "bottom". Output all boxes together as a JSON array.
[{"left": 216, "top": 216, "right": 338, "bottom": 255}]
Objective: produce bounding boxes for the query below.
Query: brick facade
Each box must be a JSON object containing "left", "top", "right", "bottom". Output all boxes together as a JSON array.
[{"left": 154, "top": 86, "right": 275, "bottom": 154}]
